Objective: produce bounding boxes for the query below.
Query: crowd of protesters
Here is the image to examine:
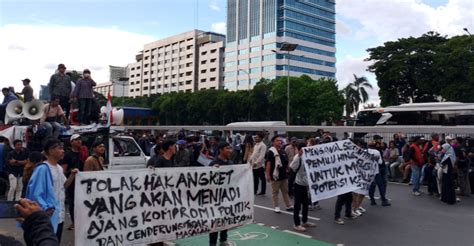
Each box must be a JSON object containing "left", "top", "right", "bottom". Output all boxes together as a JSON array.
[{"left": 1, "top": 126, "right": 473, "bottom": 245}]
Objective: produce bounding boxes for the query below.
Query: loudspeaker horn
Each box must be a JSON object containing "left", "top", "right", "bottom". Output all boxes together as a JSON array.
[
  {"left": 5, "top": 100, "right": 24, "bottom": 124},
  {"left": 112, "top": 108, "right": 124, "bottom": 125},
  {"left": 23, "top": 99, "right": 45, "bottom": 121}
]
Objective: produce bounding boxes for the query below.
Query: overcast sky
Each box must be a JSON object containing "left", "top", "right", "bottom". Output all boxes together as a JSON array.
[{"left": 0, "top": 0, "right": 472, "bottom": 104}]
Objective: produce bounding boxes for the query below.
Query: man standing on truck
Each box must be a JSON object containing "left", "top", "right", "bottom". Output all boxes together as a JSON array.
[
  {"left": 71, "top": 69, "right": 96, "bottom": 125},
  {"left": 48, "top": 64, "right": 72, "bottom": 119}
]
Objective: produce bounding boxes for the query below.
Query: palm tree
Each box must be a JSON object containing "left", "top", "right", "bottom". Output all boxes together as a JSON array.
[
  {"left": 343, "top": 85, "right": 357, "bottom": 117},
  {"left": 343, "top": 74, "right": 373, "bottom": 117}
]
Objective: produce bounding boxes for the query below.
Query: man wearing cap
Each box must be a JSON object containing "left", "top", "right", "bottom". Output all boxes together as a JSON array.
[
  {"left": 49, "top": 64, "right": 72, "bottom": 119},
  {"left": 71, "top": 69, "right": 96, "bottom": 125},
  {"left": 17, "top": 79, "right": 34, "bottom": 102},
  {"left": 59, "top": 134, "right": 86, "bottom": 230}
]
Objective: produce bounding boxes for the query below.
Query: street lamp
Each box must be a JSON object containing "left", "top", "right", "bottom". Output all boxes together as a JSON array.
[
  {"left": 463, "top": 28, "right": 474, "bottom": 53},
  {"left": 272, "top": 42, "right": 298, "bottom": 125},
  {"left": 238, "top": 69, "right": 251, "bottom": 120}
]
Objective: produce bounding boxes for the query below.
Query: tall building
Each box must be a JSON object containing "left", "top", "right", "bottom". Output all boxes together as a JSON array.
[
  {"left": 95, "top": 65, "right": 129, "bottom": 97},
  {"left": 224, "top": 0, "right": 336, "bottom": 90},
  {"left": 127, "top": 30, "right": 225, "bottom": 97}
]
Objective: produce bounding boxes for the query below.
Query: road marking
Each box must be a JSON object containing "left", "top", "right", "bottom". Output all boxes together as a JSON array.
[
  {"left": 283, "top": 230, "right": 312, "bottom": 239},
  {"left": 254, "top": 204, "right": 321, "bottom": 221}
]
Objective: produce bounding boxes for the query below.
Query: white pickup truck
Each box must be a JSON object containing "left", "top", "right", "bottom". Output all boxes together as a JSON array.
[{"left": 0, "top": 125, "right": 149, "bottom": 170}]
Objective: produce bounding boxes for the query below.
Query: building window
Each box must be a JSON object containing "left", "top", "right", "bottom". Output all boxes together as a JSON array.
[
  {"left": 144, "top": 71, "right": 148, "bottom": 75},
  {"left": 186, "top": 80, "right": 192, "bottom": 85},
  {"left": 143, "top": 86, "right": 149, "bottom": 90},
  {"left": 201, "top": 69, "right": 207, "bottom": 73},
  {"left": 151, "top": 86, "right": 155, "bottom": 90},
  {"left": 201, "top": 78, "right": 206, "bottom": 83},
  {"left": 186, "top": 71, "right": 192, "bottom": 76},
  {"left": 144, "top": 79, "right": 149, "bottom": 82},
  {"left": 130, "top": 89, "right": 134, "bottom": 92},
  {"left": 210, "top": 77, "right": 216, "bottom": 81},
  {"left": 187, "top": 45, "right": 193, "bottom": 50},
  {"left": 186, "top": 54, "right": 193, "bottom": 59},
  {"left": 201, "top": 60, "right": 207, "bottom": 65},
  {"left": 201, "top": 51, "right": 207, "bottom": 55},
  {"left": 210, "top": 58, "right": 216, "bottom": 63},
  {"left": 210, "top": 68, "right": 216, "bottom": 72},
  {"left": 210, "top": 49, "right": 217, "bottom": 53}
]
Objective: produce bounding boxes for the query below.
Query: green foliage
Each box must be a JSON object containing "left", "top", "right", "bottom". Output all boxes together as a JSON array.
[
  {"left": 342, "top": 74, "right": 373, "bottom": 116},
  {"left": 366, "top": 32, "right": 474, "bottom": 106},
  {"left": 121, "top": 75, "right": 344, "bottom": 125}
]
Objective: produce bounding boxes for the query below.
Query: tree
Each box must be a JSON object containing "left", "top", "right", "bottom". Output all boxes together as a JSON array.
[
  {"left": 343, "top": 74, "right": 372, "bottom": 116},
  {"left": 366, "top": 32, "right": 447, "bottom": 106}
]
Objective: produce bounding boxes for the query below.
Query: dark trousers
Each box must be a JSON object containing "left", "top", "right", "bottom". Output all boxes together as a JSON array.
[
  {"left": 334, "top": 192, "right": 353, "bottom": 219},
  {"left": 67, "top": 187, "right": 75, "bottom": 223},
  {"left": 288, "top": 171, "right": 295, "bottom": 197},
  {"left": 54, "top": 95, "right": 70, "bottom": 119},
  {"left": 77, "top": 98, "right": 92, "bottom": 124},
  {"left": 209, "top": 230, "right": 227, "bottom": 244},
  {"left": 425, "top": 165, "right": 438, "bottom": 194},
  {"left": 57, "top": 222, "right": 64, "bottom": 243},
  {"left": 253, "top": 167, "right": 266, "bottom": 194},
  {"left": 369, "top": 165, "right": 388, "bottom": 201},
  {"left": 293, "top": 184, "right": 309, "bottom": 226}
]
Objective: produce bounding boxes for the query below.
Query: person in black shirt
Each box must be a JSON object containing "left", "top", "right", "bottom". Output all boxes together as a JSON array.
[
  {"left": 265, "top": 136, "right": 293, "bottom": 213},
  {"left": 59, "top": 134, "right": 85, "bottom": 230},
  {"left": 208, "top": 142, "right": 233, "bottom": 246},
  {"left": 147, "top": 140, "right": 176, "bottom": 168},
  {"left": 7, "top": 139, "right": 29, "bottom": 201}
]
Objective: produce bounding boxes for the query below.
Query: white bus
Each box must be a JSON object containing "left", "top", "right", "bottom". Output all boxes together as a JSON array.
[{"left": 355, "top": 102, "right": 474, "bottom": 126}]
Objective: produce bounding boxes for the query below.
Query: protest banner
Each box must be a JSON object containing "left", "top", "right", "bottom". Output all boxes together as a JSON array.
[
  {"left": 301, "top": 140, "right": 379, "bottom": 201},
  {"left": 74, "top": 164, "right": 254, "bottom": 246}
]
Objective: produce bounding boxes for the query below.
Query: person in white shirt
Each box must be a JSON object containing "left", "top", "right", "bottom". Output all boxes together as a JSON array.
[{"left": 249, "top": 133, "right": 267, "bottom": 195}]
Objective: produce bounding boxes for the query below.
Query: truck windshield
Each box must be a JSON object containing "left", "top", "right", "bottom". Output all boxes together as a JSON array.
[{"left": 113, "top": 138, "right": 141, "bottom": 157}]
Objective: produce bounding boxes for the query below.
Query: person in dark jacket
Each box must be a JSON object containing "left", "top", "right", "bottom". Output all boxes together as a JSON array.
[
  {"left": 48, "top": 64, "right": 72, "bottom": 119},
  {"left": 15, "top": 198, "right": 59, "bottom": 246},
  {"left": 71, "top": 69, "right": 96, "bottom": 125}
]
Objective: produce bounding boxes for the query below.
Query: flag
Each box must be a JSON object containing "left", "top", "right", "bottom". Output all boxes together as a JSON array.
[{"left": 106, "top": 91, "right": 113, "bottom": 126}]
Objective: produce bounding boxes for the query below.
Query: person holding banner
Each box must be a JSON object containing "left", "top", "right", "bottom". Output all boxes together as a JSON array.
[
  {"left": 266, "top": 136, "right": 293, "bottom": 213},
  {"left": 147, "top": 139, "right": 176, "bottom": 168},
  {"left": 208, "top": 142, "right": 234, "bottom": 246},
  {"left": 290, "top": 142, "right": 316, "bottom": 232},
  {"left": 368, "top": 141, "right": 391, "bottom": 207}
]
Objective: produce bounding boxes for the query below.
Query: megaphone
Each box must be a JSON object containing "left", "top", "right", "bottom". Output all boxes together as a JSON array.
[
  {"left": 112, "top": 108, "right": 124, "bottom": 125},
  {"left": 5, "top": 100, "right": 24, "bottom": 124},
  {"left": 23, "top": 99, "right": 45, "bottom": 121}
]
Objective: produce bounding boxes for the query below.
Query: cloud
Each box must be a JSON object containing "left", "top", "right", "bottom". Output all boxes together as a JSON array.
[
  {"left": 0, "top": 24, "right": 155, "bottom": 98},
  {"left": 211, "top": 22, "right": 226, "bottom": 34},
  {"left": 336, "top": 20, "right": 352, "bottom": 37},
  {"left": 336, "top": 55, "right": 380, "bottom": 105},
  {"left": 209, "top": 0, "right": 221, "bottom": 11},
  {"left": 338, "top": 0, "right": 473, "bottom": 42}
]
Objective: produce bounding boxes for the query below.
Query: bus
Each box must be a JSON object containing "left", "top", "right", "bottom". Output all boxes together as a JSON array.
[{"left": 355, "top": 102, "right": 474, "bottom": 126}]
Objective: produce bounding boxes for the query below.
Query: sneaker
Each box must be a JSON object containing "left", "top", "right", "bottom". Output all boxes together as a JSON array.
[
  {"left": 358, "top": 207, "right": 366, "bottom": 213},
  {"left": 345, "top": 214, "right": 358, "bottom": 220},
  {"left": 334, "top": 218, "right": 345, "bottom": 225},
  {"left": 293, "top": 225, "right": 307, "bottom": 232},
  {"left": 381, "top": 200, "right": 391, "bottom": 206},
  {"left": 334, "top": 218, "right": 344, "bottom": 225},
  {"left": 286, "top": 206, "right": 294, "bottom": 211},
  {"left": 370, "top": 199, "right": 377, "bottom": 206},
  {"left": 413, "top": 191, "right": 421, "bottom": 196},
  {"left": 352, "top": 209, "right": 362, "bottom": 216},
  {"left": 67, "top": 224, "right": 74, "bottom": 230},
  {"left": 256, "top": 192, "right": 265, "bottom": 196},
  {"left": 274, "top": 207, "right": 281, "bottom": 213},
  {"left": 302, "top": 222, "right": 317, "bottom": 228}
]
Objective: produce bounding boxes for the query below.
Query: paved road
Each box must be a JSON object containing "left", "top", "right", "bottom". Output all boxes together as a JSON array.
[{"left": 1, "top": 182, "right": 473, "bottom": 246}]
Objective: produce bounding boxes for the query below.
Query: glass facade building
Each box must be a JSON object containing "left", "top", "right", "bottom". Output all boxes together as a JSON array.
[{"left": 225, "top": 0, "right": 336, "bottom": 90}]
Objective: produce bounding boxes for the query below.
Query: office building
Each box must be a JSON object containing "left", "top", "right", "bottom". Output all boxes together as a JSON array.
[
  {"left": 95, "top": 65, "right": 129, "bottom": 97},
  {"left": 127, "top": 30, "right": 225, "bottom": 97},
  {"left": 224, "top": 0, "right": 336, "bottom": 90}
]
